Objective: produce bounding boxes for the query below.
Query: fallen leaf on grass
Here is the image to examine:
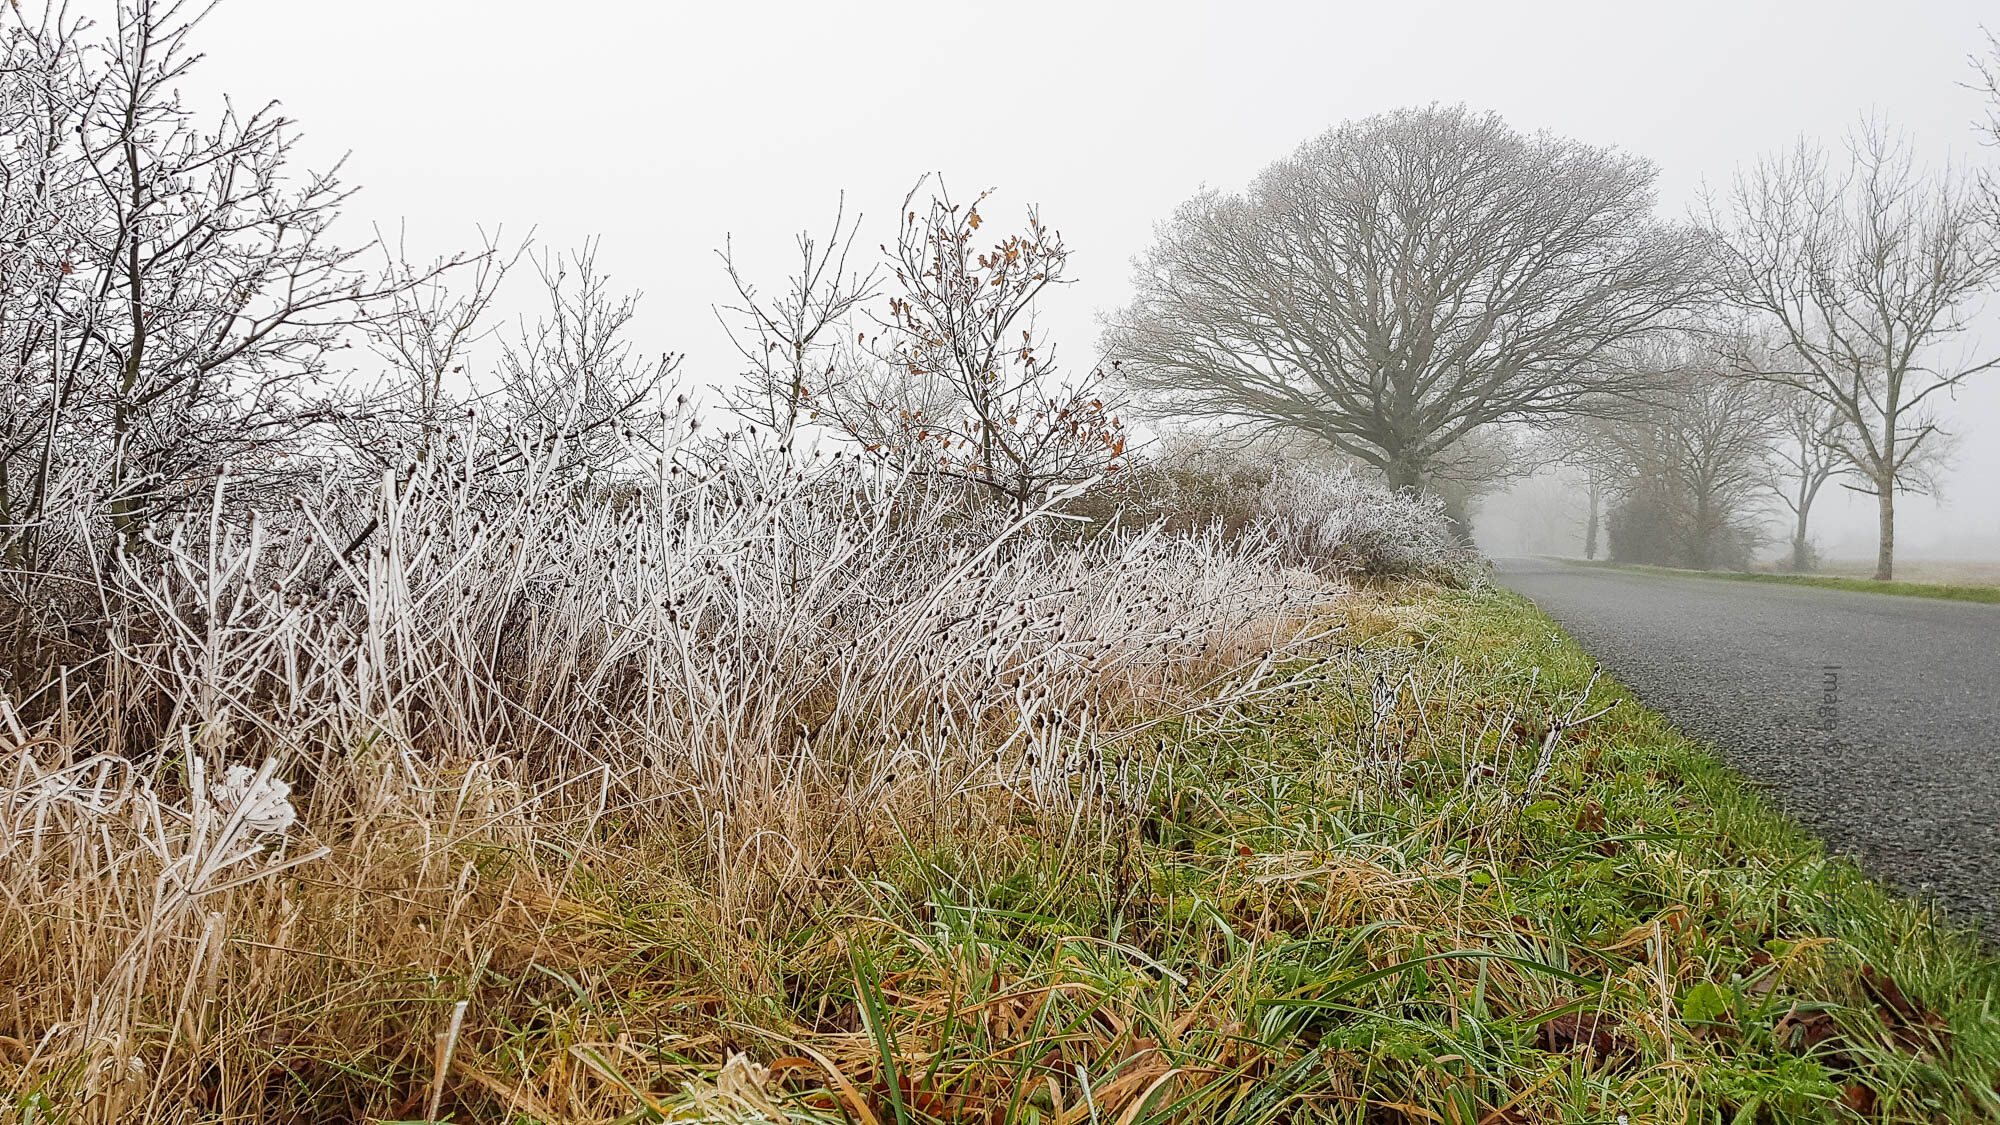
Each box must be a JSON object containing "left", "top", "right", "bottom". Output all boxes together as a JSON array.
[
  {"left": 1860, "top": 964, "right": 1954, "bottom": 1056},
  {"left": 1575, "top": 800, "right": 1606, "bottom": 833},
  {"left": 1773, "top": 1004, "right": 1840, "bottom": 1054},
  {"left": 1537, "top": 1011, "right": 1631, "bottom": 1066},
  {"left": 1860, "top": 965, "right": 1921, "bottom": 1022}
]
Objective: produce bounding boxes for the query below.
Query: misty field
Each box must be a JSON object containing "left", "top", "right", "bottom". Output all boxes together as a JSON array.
[{"left": 1786, "top": 559, "right": 2000, "bottom": 588}]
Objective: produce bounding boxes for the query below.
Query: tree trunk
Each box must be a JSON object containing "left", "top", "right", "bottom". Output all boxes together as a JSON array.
[
  {"left": 1789, "top": 524, "right": 1810, "bottom": 573},
  {"left": 1437, "top": 486, "right": 1471, "bottom": 543},
  {"left": 1383, "top": 456, "right": 1469, "bottom": 543},
  {"left": 1585, "top": 479, "right": 1600, "bottom": 560},
  {"left": 1384, "top": 456, "right": 1422, "bottom": 493},
  {"left": 1873, "top": 484, "right": 1895, "bottom": 581},
  {"left": 1691, "top": 495, "right": 1712, "bottom": 570}
]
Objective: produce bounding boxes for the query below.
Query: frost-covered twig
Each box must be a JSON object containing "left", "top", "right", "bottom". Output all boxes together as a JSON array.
[{"left": 1524, "top": 666, "right": 1618, "bottom": 798}]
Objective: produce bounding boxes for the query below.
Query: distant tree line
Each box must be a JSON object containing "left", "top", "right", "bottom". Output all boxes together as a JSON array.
[{"left": 1103, "top": 57, "right": 2000, "bottom": 578}]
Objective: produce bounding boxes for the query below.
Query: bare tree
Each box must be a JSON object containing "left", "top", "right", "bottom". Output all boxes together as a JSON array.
[
  {"left": 328, "top": 242, "right": 678, "bottom": 571},
  {"left": 1593, "top": 349, "right": 1780, "bottom": 570},
  {"left": 813, "top": 180, "right": 1131, "bottom": 515},
  {"left": 1766, "top": 385, "right": 1848, "bottom": 572},
  {"left": 0, "top": 0, "right": 461, "bottom": 567},
  {"left": 1582, "top": 470, "right": 1605, "bottom": 560},
  {"left": 1974, "top": 29, "right": 2000, "bottom": 230},
  {"left": 1973, "top": 27, "right": 2000, "bottom": 148},
  {"left": 1713, "top": 124, "right": 2000, "bottom": 580},
  {"left": 490, "top": 243, "right": 677, "bottom": 482},
  {"left": 1549, "top": 417, "right": 1626, "bottom": 561},
  {"left": 0, "top": 8, "right": 100, "bottom": 566},
  {"left": 1104, "top": 105, "right": 1712, "bottom": 508},
  {"left": 716, "top": 198, "right": 878, "bottom": 443},
  {"left": 357, "top": 226, "right": 520, "bottom": 455}
]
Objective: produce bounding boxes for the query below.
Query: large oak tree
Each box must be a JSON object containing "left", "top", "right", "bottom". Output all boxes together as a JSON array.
[{"left": 1105, "top": 106, "right": 1711, "bottom": 503}]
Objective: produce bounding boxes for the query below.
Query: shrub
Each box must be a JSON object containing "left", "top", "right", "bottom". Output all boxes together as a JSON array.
[
  {"left": 1256, "top": 465, "right": 1485, "bottom": 584},
  {"left": 1072, "top": 438, "right": 1483, "bottom": 584}
]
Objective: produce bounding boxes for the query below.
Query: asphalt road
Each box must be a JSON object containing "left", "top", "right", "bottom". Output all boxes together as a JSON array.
[{"left": 1495, "top": 557, "right": 2000, "bottom": 935}]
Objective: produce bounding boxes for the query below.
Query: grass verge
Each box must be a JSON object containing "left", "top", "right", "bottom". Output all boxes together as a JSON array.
[
  {"left": 14, "top": 585, "right": 1996, "bottom": 1123},
  {"left": 626, "top": 586, "right": 2000, "bottom": 1122},
  {"left": 1557, "top": 559, "right": 2000, "bottom": 605}
]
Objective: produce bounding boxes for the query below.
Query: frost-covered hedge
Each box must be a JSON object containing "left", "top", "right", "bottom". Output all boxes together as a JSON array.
[
  {"left": 1077, "top": 439, "right": 1484, "bottom": 584},
  {"left": 1255, "top": 465, "right": 1483, "bottom": 584}
]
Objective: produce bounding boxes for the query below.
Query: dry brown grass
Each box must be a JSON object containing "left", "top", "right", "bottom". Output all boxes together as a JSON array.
[{"left": 0, "top": 428, "right": 1359, "bottom": 1122}]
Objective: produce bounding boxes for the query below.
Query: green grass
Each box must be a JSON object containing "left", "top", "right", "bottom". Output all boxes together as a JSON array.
[
  {"left": 1558, "top": 558, "right": 2000, "bottom": 605},
  {"left": 649, "top": 585, "right": 2000, "bottom": 1123}
]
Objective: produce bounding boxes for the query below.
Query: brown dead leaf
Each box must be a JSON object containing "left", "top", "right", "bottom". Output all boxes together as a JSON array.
[
  {"left": 1860, "top": 964, "right": 1953, "bottom": 1055},
  {"left": 1860, "top": 965, "right": 1921, "bottom": 1022},
  {"left": 1773, "top": 1004, "right": 1840, "bottom": 1053},
  {"left": 1575, "top": 800, "right": 1606, "bottom": 833},
  {"left": 1537, "top": 1011, "right": 1630, "bottom": 1065}
]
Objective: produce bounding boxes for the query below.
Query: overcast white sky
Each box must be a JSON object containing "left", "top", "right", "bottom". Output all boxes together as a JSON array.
[{"left": 188, "top": 0, "right": 2000, "bottom": 558}]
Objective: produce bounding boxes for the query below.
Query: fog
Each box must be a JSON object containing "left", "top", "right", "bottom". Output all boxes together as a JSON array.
[
  {"left": 187, "top": 0, "right": 2000, "bottom": 561},
  {"left": 14, "top": 5, "right": 2000, "bottom": 1112}
]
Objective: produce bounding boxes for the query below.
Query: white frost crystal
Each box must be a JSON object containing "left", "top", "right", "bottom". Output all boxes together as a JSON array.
[{"left": 210, "top": 763, "right": 298, "bottom": 836}]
